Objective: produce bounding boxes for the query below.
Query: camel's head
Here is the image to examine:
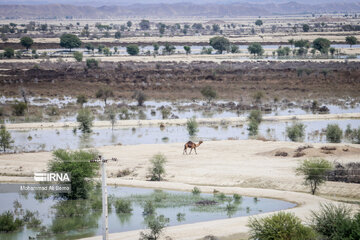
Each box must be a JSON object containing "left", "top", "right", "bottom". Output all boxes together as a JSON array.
[{"left": 199, "top": 141, "right": 203, "bottom": 145}]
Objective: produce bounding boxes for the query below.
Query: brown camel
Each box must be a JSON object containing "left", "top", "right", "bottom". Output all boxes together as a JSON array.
[{"left": 183, "top": 141, "right": 203, "bottom": 155}]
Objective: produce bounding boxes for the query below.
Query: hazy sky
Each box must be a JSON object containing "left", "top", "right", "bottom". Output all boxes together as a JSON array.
[{"left": 0, "top": 0, "right": 358, "bottom": 5}]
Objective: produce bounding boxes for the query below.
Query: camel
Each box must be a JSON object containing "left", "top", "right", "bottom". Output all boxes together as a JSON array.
[{"left": 183, "top": 141, "right": 203, "bottom": 155}]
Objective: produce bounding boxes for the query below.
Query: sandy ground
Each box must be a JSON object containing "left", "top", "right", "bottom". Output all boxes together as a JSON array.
[
  {"left": 4, "top": 112, "right": 360, "bottom": 130},
  {"left": 0, "top": 139, "right": 359, "bottom": 240}
]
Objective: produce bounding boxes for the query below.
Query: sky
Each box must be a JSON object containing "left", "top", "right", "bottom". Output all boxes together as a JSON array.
[{"left": 0, "top": 0, "right": 358, "bottom": 5}]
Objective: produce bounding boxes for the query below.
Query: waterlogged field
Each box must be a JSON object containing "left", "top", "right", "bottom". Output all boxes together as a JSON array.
[
  {"left": 7, "top": 119, "right": 360, "bottom": 152},
  {"left": 0, "top": 184, "right": 295, "bottom": 240}
]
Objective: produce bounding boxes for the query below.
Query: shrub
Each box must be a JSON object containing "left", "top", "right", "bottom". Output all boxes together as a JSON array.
[
  {"left": 148, "top": 153, "right": 167, "bottom": 181},
  {"left": 248, "top": 212, "right": 317, "bottom": 240},
  {"left": 0, "top": 211, "right": 23, "bottom": 232},
  {"left": 73, "top": 51, "right": 83, "bottom": 62},
  {"left": 0, "top": 125, "right": 14, "bottom": 152},
  {"left": 143, "top": 200, "right": 155, "bottom": 216},
  {"left": 326, "top": 124, "right": 343, "bottom": 143},
  {"left": 76, "top": 108, "right": 94, "bottom": 133},
  {"left": 233, "top": 194, "right": 242, "bottom": 201},
  {"left": 139, "top": 214, "right": 169, "bottom": 240},
  {"left": 248, "top": 110, "right": 262, "bottom": 124},
  {"left": 311, "top": 203, "right": 360, "bottom": 240},
  {"left": 161, "top": 108, "right": 171, "bottom": 119},
  {"left": 200, "top": 86, "right": 217, "bottom": 103},
  {"left": 296, "top": 158, "right": 332, "bottom": 195},
  {"left": 192, "top": 187, "right": 201, "bottom": 195},
  {"left": 48, "top": 149, "right": 99, "bottom": 199},
  {"left": 286, "top": 123, "right": 305, "bottom": 142},
  {"left": 253, "top": 91, "right": 264, "bottom": 104},
  {"left": 12, "top": 101, "right": 27, "bottom": 116},
  {"left": 4, "top": 48, "right": 14, "bottom": 58},
  {"left": 86, "top": 58, "right": 98, "bottom": 68},
  {"left": 186, "top": 117, "right": 199, "bottom": 136},
  {"left": 107, "top": 107, "right": 117, "bottom": 130},
  {"left": 114, "top": 199, "right": 133, "bottom": 214},
  {"left": 184, "top": 45, "right": 191, "bottom": 54},
  {"left": 96, "top": 88, "right": 114, "bottom": 105}
]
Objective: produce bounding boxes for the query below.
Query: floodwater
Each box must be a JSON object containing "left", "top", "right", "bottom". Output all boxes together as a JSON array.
[
  {"left": 0, "top": 184, "right": 296, "bottom": 240},
  {"left": 8, "top": 119, "right": 360, "bottom": 152}
]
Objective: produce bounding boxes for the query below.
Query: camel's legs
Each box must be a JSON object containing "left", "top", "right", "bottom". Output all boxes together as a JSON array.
[
  {"left": 194, "top": 147, "right": 197, "bottom": 154},
  {"left": 183, "top": 148, "right": 187, "bottom": 155},
  {"left": 189, "top": 148, "right": 193, "bottom": 154}
]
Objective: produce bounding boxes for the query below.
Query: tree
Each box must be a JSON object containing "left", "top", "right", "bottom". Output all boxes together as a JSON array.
[
  {"left": 329, "top": 47, "right": 336, "bottom": 56},
  {"left": 139, "top": 214, "right": 169, "bottom": 240},
  {"left": 248, "top": 212, "right": 317, "bottom": 240},
  {"left": 163, "top": 43, "right": 176, "bottom": 55},
  {"left": 255, "top": 19, "right": 263, "bottom": 26},
  {"left": 115, "top": 31, "right": 121, "bottom": 39},
  {"left": 296, "top": 158, "right": 332, "bottom": 195},
  {"left": 20, "top": 36, "right": 33, "bottom": 50},
  {"left": 209, "top": 36, "right": 230, "bottom": 54},
  {"left": 286, "top": 123, "right": 305, "bottom": 142},
  {"left": 76, "top": 108, "right": 94, "bottom": 133},
  {"left": 107, "top": 107, "right": 117, "bottom": 130},
  {"left": 48, "top": 149, "right": 99, "bottom": 199},
  {"left": 0, "top": 125, "right": 14, "bottom": 152},
  {"left": 86, "top": 58, "right": 98, "bottom": 68},
  {"left": 230, "top": 44, "right": 240, "bottom": 53},
  {"left": 127, "top": 21, "right": 132, "bottom": 28},
  {"left": 312, "top": 38, "right": 331, "bottom": 54},
  {"left": 184, "top": 45, "right": 191, "bottom": 55},
  {"left": 60, "top": 33, "right": 81, "bottom": 51},
  {"left": 294, "top": 39, "right": 310, "bottom": 48},
  {"left": 148, "top": 153, "right": 167, "bottom": 181},
  {"left": 247, "top": 110, "right": 262, "bottom": 136},
  {"left": 345, "top": 36, "right": 357, "bottom": 48},
  {"left": 73, "top": 51, "right": 83, "bottom": 62},
  {"left": 4, "top": 48, "right": 14, "bottom": 58},
  {"left": 96, "top": 88, "right": 114, "bottom": 105},
  {"left": 133, "top": 90, "right": 146, "bottom": 106},
  {"left": 326, "top": 124, "right": 343, "bottom": 143},
  {"left": 76, "top": 94, "right": 87, "bottom": 107},
  {"left": 186, "top": 117, "right": 199, "bottom": 136},
  {"left": 139, "top": 20, "right": 150, "bottom": 30},
  {"left": 200, "top": 86, "right": 217, "bottom": 103},
  {"left": 212, "top": 24, "right": 220, "bottom": 32},
  {"left": 303, "top": 24, "right": 310, "bottom": 32},
  {"left": 248, "top": 43, "right": 264, "bottom": 56},
  {"left": 126, "top": 44, "right": 139, "bottom": 56}
]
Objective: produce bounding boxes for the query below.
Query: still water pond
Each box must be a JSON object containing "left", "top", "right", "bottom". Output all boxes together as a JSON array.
[
  {"left": 9, "top": 119, "right": 360, "bottom": 152},
  {"left": 0, "top": 184, "right": 296, "bottom": 240}
]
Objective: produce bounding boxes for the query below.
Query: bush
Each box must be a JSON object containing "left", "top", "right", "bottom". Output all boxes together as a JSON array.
[
  {"left": 76, "top": 108, "right": 94, "bottom": 133},
  {"left": 114, "top": 199, "right": 133, "bottom": 214},
  {"left": 161, "top": 108, "right": 171, "bottom": 119},
  {"left": 86, "top": 58, "right": 98, "bottom": 68},
  {"left": 4, "top": 48, "right": 14, "bottom": 58},
  {"left": 139, "top": 214, "right": 169, "bottom": 240},
  {"left": 12, "top": 101, "right": 27, "bottom": 116},
  {"left": 96, "top": 88, "right": 114, "bottom": 105},
  {"left": 192, "top": 187, "right": 201, "bottom": 195},
  {"left": 148, "top": 153, "right": 167, "bottom": 181},
  {"left": 200, "top": 86, "right": 217, "bottom": 103},
  {"left": 0, "top": 125, "right": 14, "bottom": 152},
  {"left": 126, "top": 44, "right": 139, "bottom": 56},
  {"left": 143, "top": 200, "right": 155, "bottom": 216},
  {"left": 311, "top": 203, "right": 360, "bottom": 240},
  {"left": 296, "top": 158, "right": 332, "bottom": 195},
  {"left": 326, "top": 124, "right": 343, "bottom": 143},
  {"left": 186, "top": 117, "right": 199, "bottom": 136},
  {"left": 73, "top": 51, "right": 83, "bottom": 62},
  {"left": 248, "top": 110, "right": 262, "bottom": 124},
  {"left": 0, "top": 211, "right": 23, "bottom": 232},
  {"left": 248, "top": 212, "right": 316, "bottom": 240},
  {"left": 48, "top": 149, "right": 99, "bottom": 199},
  {"left": 286, "top": 123, "right": 305, "bottom": 142}
]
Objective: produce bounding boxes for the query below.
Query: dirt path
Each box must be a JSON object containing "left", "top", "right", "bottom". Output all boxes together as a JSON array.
[
  {"left": 4, "top": 112, "right": 360, "bottom": 130},
  {"left": 0, "top": 140, "right": 359, "bottom": 239}
]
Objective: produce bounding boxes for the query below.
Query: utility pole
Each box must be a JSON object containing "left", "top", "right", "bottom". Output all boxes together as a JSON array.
[{"left": 91, "top": 155, "right": 117, "bottom": 240}]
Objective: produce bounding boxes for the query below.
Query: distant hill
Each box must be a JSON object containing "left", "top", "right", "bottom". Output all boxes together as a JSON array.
[{"left": 0, "top": 1, "right": 359, "bottom": 18}]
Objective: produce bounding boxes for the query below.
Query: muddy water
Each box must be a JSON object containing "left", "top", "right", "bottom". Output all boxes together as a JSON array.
[{"left": 8, "top": 119, "right": 360, "bottom": 152}]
